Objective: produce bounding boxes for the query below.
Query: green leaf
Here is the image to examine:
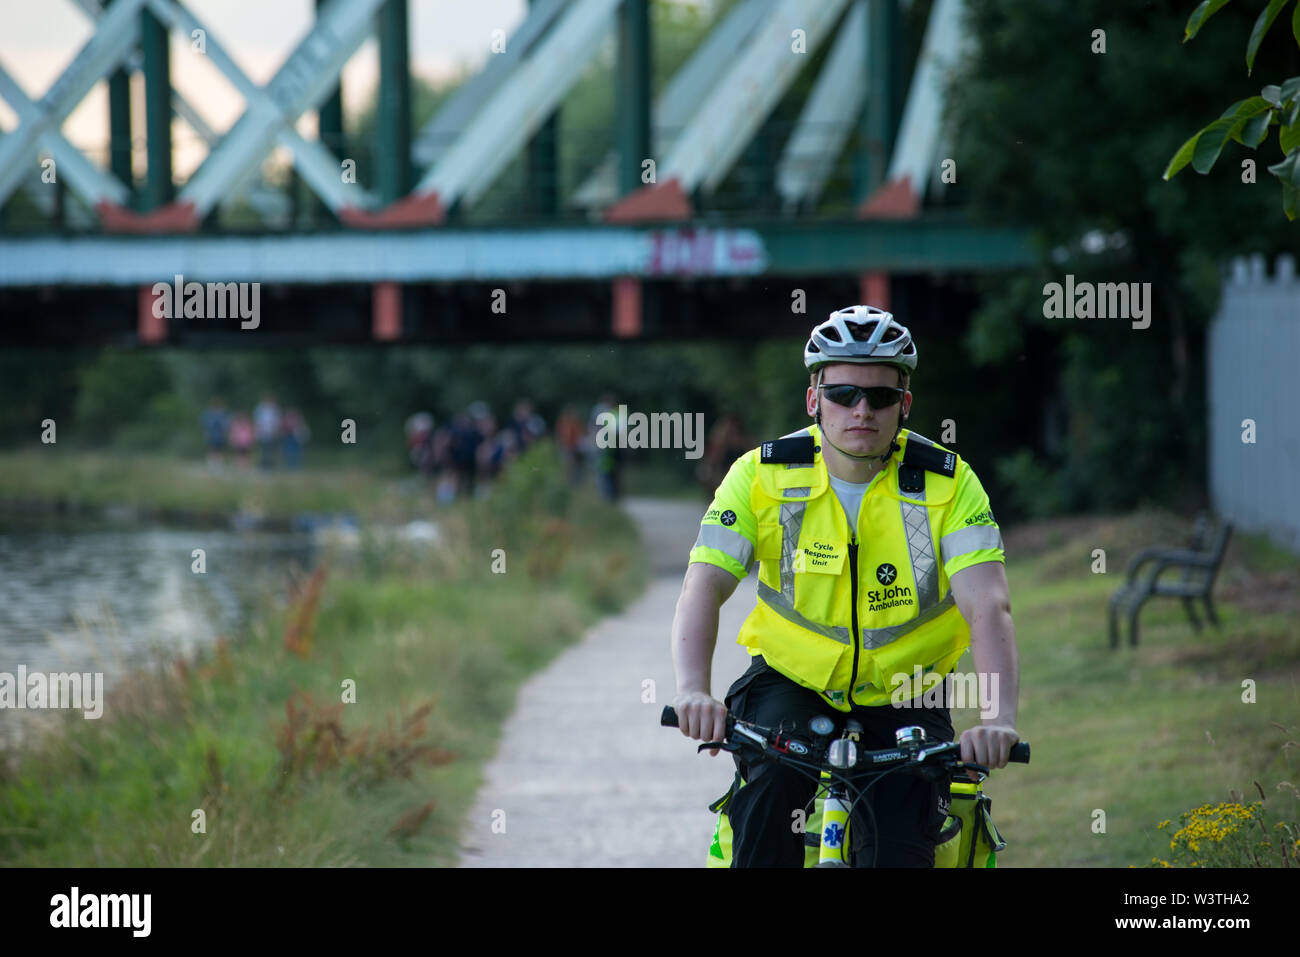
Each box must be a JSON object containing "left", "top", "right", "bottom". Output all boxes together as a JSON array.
[
  {"left": 1225, "top": 97, "right": 1274, "bottom": 144},
  {"left": 1185, "top": 0, "right": 1235, "bottom": 41},
  {"left": 1267, "top": 148, "right": 1300, "bottom": 186},
  {"left": 1218, "top": 97, "right": 1250, "bottom": 119},
  {"left": 1283, "top": 183, "right": 1299, "bottom": 221},
  {"left": 1193, "top": 117, "right": 1240, "bottom": 172},
  {"left": 1243, "top": 110, "right": 1273, "bottom": 147},
  {"left": 1163, "top": 129, "right": 1203, "bottom": 179},
  {"left": 1262, "top": 85, "right": 1283, "bottom": 105},
  {"left": 1294, "top": 0, "right": 1300, "bottom": 48},
  {"left": 1282, "top": 122, "right": 1300, "bottom": 153},
  {"left": 1172, "top": 100, "right": 1276, "bottom": 176},
  {"left": 1281, "top": 76, "right": 1300, "bottom": 100},
  {"left": 1218, "top": 95, "right": 1271, "bottom": 120},
  {"left": 1247, "top": 0, "right": 1293, "bottom": 74}
]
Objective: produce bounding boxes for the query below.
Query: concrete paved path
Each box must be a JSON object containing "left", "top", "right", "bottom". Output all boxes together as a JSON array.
[{"left": 456, "top": 496, "right": 753, "bottom": 867}]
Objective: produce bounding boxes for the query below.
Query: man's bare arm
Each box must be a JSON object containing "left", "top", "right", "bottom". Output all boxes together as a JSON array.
[
  {"left": 670, "top": 561, "right": 741, "bottom": 754},
  {"left": 949, "top": 560, "right": 1020, "bottom": 769}
]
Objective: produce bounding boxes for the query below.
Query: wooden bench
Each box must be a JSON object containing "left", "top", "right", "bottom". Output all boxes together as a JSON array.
[{"left": 1107, "top": 514, "right": 1233, "bottom": 648}]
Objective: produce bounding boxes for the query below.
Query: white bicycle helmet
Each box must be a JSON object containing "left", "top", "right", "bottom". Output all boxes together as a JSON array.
[{"left": 804, "top": 305, "right": 917, "bottom": 375}]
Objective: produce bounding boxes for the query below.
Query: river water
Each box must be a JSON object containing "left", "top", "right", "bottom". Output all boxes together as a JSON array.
[{"left": 0, "top": 509, "right": 319, "bottom": 694}]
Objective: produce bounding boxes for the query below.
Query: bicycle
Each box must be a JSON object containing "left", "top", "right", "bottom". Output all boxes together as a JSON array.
[{"left": 661, "top": 705, "right": 1030, "bottom": 867}]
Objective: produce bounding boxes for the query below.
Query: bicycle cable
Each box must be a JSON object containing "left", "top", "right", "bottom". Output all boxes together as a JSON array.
[
  {"left": 728, "top": 734, "right": 956, "bottom": 868},
  {"left": 756, "top": 751, "right": 875, "bottom": 866}
]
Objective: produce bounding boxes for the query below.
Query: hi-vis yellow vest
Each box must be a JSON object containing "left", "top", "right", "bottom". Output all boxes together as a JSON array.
[{"left": 741, "top": 424, "right": 973, "bottom": 710}]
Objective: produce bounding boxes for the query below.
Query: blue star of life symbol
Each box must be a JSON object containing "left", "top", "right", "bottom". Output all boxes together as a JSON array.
[{"left": 823, "top": 822, "right": 844, "bottom": 847}]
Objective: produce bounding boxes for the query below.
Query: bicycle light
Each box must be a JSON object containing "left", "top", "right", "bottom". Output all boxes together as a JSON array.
[
  {"left": 809, "top": 715, "right": 835, "bottom": 738},
  {"left": 827, "top": 739, "right": 857, "bottom": 768},
  {"left": 895, "top": 726, "right": 926, "bottom": 748}
]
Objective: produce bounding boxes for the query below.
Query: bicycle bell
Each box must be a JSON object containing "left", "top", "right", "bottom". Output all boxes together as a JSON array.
[{"left": 895, "top": 726, "right": 926, "bottom": 748}]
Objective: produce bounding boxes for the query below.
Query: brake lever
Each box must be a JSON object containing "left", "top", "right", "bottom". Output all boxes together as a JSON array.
[
  {"left": 697, "top": 740, "right": 741, "bottom": 754},
  {"left": 949, "top": 761, "right": 990, "bottom": 783}
]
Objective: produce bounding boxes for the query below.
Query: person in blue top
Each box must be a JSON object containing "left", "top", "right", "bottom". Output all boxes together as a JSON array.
[{"left": 200, "top": 397, "right": 230, "bottom": 469}]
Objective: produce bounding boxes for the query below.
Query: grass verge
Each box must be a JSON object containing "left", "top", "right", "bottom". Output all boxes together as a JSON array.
[
  {"left": 0, "top": 442, "right": 649, "bottom": 866},
  {"left": 950, "top": 507, "right": 1300, "bottom": 867},
  {"left": 0, "top": 447, "right": 432, "bottom": 523}
]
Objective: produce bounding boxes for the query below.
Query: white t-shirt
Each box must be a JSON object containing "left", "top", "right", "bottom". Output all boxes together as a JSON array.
[{"left": 828, "top": 474, "right": 870, "bottom": 528}]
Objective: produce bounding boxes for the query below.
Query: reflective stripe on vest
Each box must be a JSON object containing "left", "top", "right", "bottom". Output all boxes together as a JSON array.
[
  {"left": 775, "top": 427, "right": 815, "bottom": 604},
  {"left": 858, "top": 591, "right": 957, "bottom": 649},
  {"left": 939, "top": 524, "right": 1004, "bottom": 564},
  {"left": 779, "top": 493, "right": 810, "bottom": 603},
  {"left": 693, "top": 524, "right": 754, "bottom": 568},
  {"left": 756, "top": 580, "right": 852, "bottom": 644},
  {"left": 757, "top": 578, "right": 955, "bottom": 651},
  {"left": 900, "top": 492, "right": 940, "bottom": 612}
]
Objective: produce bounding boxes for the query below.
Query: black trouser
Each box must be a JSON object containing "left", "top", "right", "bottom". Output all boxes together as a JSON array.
[{"left": 723, "top": 655, "right": 953, "bottom": 868}]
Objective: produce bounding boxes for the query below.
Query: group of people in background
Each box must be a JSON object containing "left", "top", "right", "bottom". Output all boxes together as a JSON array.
[
  {"left": 406, "top": 398, "right": 548, "bottom": 503},
  {"left": 405, "top": 396, "right": 626, "bottom": 503},
  {"left": 402, "top": 396, "right": 752, "bottom": 505},
  {"left": 199, "top": 390, "right": 750, "bottom": 500},
  {"left": 201, "top": 394, "right": 310, "bottom": 471}
]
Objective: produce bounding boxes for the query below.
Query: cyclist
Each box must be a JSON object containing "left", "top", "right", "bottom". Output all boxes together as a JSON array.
[{"left": 669, "top": 306, "right": 1020, "bottom": 867}]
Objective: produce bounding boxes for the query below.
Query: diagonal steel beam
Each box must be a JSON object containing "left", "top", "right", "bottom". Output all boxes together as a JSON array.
[
  {"left": 103, "top": 0, "right": 385, "bottom": 230},
  {"left": 885, "top": 0, "right": 970, "bottom": 204},
  {"left": 411, "top": 0, "right": 623, "bottom": 212},
  {"left": 604, "top": 0, "right": 850, "bottom": 220},
  {"left": 69, "top": 0, "right": 219, "bottom": 148},
  {"left": 777, "top": 0, "right": 868, "bottom": 210},
  {"left": 572, "top": 0, "right": 775, "bottom": 209},
  {"left": 411, "top": 0, "right": 568, "bottom": 170},
  {"left": 0, "top": 0, "right": 149, "bottom": 207},
  {"left": 138, "top": 0, "right": 379, "bottom": 221},
  {"left": 664, "top": 0, "right": 851, "bottom": 195},
  {"left": 0, "top": 61, "right": 131, "bottom": 208}
]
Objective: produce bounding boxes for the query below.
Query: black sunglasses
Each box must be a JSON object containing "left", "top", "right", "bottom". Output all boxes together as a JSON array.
[{"left": 819, "top": 384, "right": 905, "bottom": 410}]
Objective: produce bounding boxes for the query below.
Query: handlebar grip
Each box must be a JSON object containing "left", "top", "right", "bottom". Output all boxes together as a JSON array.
[
  {"left": 1009, "top": 742, "right": 1030, "bottom": 763},
  {"left": 661, "top": 706, "right": 679, "bottom": 728}
]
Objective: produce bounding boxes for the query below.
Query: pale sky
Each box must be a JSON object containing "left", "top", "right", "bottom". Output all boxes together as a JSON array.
[
  {"left": 0, "top": 0, "right": 719, "bottom": 183},
  {"left": 0, "top": 0, "right": 535, "bottom": 177}
]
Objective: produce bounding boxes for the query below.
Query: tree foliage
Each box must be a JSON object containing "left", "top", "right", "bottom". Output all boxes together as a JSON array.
[
  {"left": 1165, "top": 0, "right": 1300, "bottom": 219},
  {"left": 947, "top": 0, "right": 1298, "bottom": 514}
]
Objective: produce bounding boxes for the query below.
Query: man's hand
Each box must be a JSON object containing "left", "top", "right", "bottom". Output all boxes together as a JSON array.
[
  {"left": 958, "top": 725, "right": 1019, "bottom": 782},
  {"left": 673, "top": 691, "right": 728, "bottom": 757}
]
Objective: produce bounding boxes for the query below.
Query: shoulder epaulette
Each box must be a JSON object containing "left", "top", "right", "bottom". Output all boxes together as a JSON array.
[
  {"left": 759, "top": 435, "right": 816, "bottom": 465},
  {"left": 898, "top": 435, "right": 956, "bottom": 493}
]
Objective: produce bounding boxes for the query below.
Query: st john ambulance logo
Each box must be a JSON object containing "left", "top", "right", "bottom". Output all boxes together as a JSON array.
[
  {"left": 876, "top": 563, "right": 898, "bottom": 585},
  {"left": 720, "top": 510, "right": 737, "bottom": 526}
]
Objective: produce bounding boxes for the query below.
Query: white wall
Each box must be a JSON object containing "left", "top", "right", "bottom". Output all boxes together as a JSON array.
[{"left": 1208, "top": 254, "right": 1300, "bottom": 554}]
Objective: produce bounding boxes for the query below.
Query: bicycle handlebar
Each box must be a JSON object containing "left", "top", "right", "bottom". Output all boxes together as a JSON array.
[{"left": 659, "top": 705, "right": 1031, "bottom": 765}]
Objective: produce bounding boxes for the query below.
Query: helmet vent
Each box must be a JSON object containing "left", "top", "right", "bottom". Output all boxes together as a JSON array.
[{"left": 803, "top": 306, "right": 917, "bottom": 374}]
